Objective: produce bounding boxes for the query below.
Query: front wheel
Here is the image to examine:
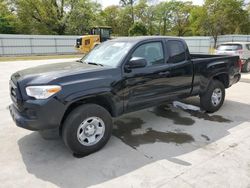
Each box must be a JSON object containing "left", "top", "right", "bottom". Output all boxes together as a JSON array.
[
  {"left": 200, "top": 80, "right": 225, "bottom": 113},
  {"left": 62, "top": 104, "right": 113, "bottom": 156}
]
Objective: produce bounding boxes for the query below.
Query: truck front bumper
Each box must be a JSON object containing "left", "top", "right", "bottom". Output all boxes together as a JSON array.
[
  {"left": 9, "top": 104, "right": 38, "bottom": 130},
  {"left": 9, "top": 98, "right": 66, "bottom": 131}
]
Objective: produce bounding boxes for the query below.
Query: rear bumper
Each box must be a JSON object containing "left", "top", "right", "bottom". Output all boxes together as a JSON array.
[{"left": 9, "top": 98, "right": 66, "bottom": 131}]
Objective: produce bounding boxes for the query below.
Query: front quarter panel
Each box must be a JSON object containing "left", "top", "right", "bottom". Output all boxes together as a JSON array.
[{"left": 53, "top": 68, "right": 124, "bottom": 116}]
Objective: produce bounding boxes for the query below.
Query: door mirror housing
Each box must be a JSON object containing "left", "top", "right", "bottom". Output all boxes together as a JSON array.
[{"left": 125, "top": 57, "right": 147, "bottom": 70}]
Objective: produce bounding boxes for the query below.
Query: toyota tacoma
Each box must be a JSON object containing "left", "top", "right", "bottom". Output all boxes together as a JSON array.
[{"left": 9, "top": 36, "right": 241, "bottom": 155}]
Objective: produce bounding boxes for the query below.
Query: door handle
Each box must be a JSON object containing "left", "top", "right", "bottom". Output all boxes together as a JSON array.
[{"left": 158, "top": 71, "right": 170, "bottom": 76}]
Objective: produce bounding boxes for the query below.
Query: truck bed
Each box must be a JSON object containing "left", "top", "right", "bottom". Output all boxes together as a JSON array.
[
  {"left": 190, "top": 53, "right": 240, "bottom": 96},
  {"left": 190, "top": 53, "right": 239, "bottom": 67}
]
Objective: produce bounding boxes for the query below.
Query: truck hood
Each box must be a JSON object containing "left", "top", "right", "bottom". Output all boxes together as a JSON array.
[
  {"left": 12, "top": 60, "right": 118, "bottom": 85},
  {"left": 11, "top": 60, "right": 121, "bottom": 101},
  {"left": 16, "top": 61, "right": 98, "bottom": 77}
]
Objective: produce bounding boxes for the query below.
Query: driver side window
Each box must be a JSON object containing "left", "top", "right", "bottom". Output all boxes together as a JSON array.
[{"left": 132, "top": 42, "right": 164, "bottom": 66}]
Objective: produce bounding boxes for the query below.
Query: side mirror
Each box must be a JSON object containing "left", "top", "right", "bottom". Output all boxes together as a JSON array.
[{"left": 125, "top": 57, "right": 147, "bottom": 70}]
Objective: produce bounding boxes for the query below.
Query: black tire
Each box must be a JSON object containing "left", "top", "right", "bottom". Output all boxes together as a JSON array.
[
  {"left": 62, "top": 104, "right": 113, "bottom": 156},
  {"left": 200, "top": 80, "right": 225, "bottom": 113},
  {"left": 242, "top": 60, "right": 250, "bottom": 73}
]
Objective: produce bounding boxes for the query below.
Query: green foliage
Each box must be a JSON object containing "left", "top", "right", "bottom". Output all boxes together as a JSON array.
[
  {"left": 128, "top": 22, "right": 147, "bottom": 36},
  {"left": 0, "top": 0, "right": 250, "bottom": 38},
  {"left": 134, "top": 0, "right": 157, "bottom": 35},
  {"left": 101, "top": 6, "right": 120, "bottom": 35},
  {"left": 165, "top": 0, "right": 193, "bottom": 36},
  {"left": 191, "top": 0, "right": 249, "bottom": 46},
  {"left": 15, "top": 0, "right": 68, "bottom": 34},
  {"left": 13, "top": 0, "right": 101, "bottom": 35},
  {"left": 66, "top": 0, "right": 103, "bottom": 35},
  {"left": 120, "top": 0, "right": 136, "bottom": 23},
  {"left": 0, "top": 0, "right": 19, "bottom": 33},
  {"left": 189, "top": 6, "right": 207, "bottom": 36}
]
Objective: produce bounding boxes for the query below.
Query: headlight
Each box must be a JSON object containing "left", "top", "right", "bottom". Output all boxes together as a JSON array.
[{"left": 26, "top": 85, "right": 61, "bottom": 99}]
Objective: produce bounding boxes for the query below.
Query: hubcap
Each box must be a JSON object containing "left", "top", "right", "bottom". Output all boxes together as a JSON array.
[
  {"left": 211, "top": 88, "right": 222, "bottom": 106},
  {"left": 77, "top": 117, "right": 105, "bottom": 146}
]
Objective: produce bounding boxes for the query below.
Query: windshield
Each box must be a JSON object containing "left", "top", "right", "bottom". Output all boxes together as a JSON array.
[
  {"left": 217, "top": 44, "right": 242, "bottom": 51},
  {"left": 81, "top": 41, "right": 134, "bottom": 67}
]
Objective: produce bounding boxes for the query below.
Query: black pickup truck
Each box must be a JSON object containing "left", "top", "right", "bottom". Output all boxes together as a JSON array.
[{"left": 9, "top": 36, "right": 241, "bottom": 155}]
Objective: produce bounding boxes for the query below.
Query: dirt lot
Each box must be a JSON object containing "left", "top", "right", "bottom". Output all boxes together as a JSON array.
[{"left": 0, "top": 58, "right": 250, "bottom": 188}]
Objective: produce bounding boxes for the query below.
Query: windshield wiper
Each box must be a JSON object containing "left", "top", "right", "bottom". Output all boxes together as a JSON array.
[
  {"left": 77, "top": 59, "right": 103, "bottom": 67},
  {"left": 86, "top": 62, "right": 104, "bottom": 66}
]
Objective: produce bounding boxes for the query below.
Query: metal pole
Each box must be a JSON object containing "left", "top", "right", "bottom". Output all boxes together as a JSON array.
[
  {"left": 0, "top": 38, "right": 4, "bottom": 56},
  {"left": 30, "top": 37, "right": 33, "bottom": 55},
  {"left": 55, "top": 38, "right": 58, "bottom": 54}
]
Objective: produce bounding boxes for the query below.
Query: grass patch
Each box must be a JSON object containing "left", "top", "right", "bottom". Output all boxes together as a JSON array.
[{"left": 0, "top": 54, "right": 83, "bottom": 62}]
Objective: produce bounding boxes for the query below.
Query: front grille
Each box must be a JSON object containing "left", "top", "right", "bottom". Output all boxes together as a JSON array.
[
  {"left": 11, "top": 87, "right": 17, "bottom": 101},
  {"left": 9, "top": 73, "right": 24, "bottom": 111},
  {"left": 9, "top": 80, "right": 18, "bottom": 104}
]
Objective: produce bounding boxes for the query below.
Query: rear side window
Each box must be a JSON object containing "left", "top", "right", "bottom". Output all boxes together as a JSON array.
[
  {"left": 217, "top": 44, "right": 242, "bottom": 51},
  {"left": 167, "top": 40, "right": 186, "bottom": 63}
]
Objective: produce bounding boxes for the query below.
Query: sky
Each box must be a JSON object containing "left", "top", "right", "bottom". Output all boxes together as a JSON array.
[{"left": 97, "top": 0, "right": 204, "bottom": 9}]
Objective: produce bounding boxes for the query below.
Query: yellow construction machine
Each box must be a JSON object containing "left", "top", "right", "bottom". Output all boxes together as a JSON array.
[{"left": 75, "top": 26, "right": 112, "bottom": 53}]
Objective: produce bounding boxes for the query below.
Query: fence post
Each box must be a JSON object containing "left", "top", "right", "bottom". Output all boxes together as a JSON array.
[
  {"left": 30, "top": 37, "right": 33, "bottom": 55},
  {"left": 0, "top": 38, "right": 4, "bottom": 56},
  {"left": 54, "top": 37, "right": 58, "bottom": 54},
  {"left": 199, "top": 38, "right": 201, "bottom": 53}
]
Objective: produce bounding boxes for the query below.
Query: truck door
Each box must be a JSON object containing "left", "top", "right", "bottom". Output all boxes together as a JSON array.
[
  {"left": 123, "top": 40, "right": 172, "bottom": 112},
  {"left": 164, "top": 40, "right": 193, "bottom": 96}
]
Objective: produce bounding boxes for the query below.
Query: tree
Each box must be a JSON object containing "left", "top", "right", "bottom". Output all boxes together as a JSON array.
[
  {"left": 66, "top": 0, "right": 103, "bottom": 35},
  {"left": 134, "top": 0, "right": 157, "bottom": 35},
  {"left": 189, "top": 6, "right": 208, "bottom": 36},
  {"left": 14, "top": 0, "right": 101, "bottom": 35},
  {"left": 14, "top": 0, "right": 68, "bottom": 34},
  {"left": 192, "top": 0, "right": 249, "bottom": 47},
  {"left": 153, "top": 1, "right": 192, "bottom": 36},
  {"left": 154, "top": 2, "right": 170, "bottom": 35},
  {"left": 117, "top": 6, "right": 134, "bottom": 36},
  {"left": 158, "top": 1, "right": 192, "bottom": 36},
  {"left": 120, "top": 0, "right": 136, "bottom": 23},
  {"left": 167, "top": 1, "right": 193, "bottom": 36},
  {"left": 0, "top": 0, "right": 19, "bottom": 34},
  {"left": 134, "top": 0, "right": 147, "bottom": 22},
  {"left": 128, "top": 21, "right": 147, "bottom": 36},
  {"left": 101, "top": 6, "right": 120, "bottom": 35},
  {"left": 1, "top": 0, "right": 250, "bottom": 37}
]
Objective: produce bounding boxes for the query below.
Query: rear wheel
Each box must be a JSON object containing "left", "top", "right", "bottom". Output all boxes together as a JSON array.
[
  {"left": 242, "top": 60, "right": 250, "bottom": 72},
  {"left": 62, "top": 104, "right": 113, "bottom": 156},
  {"left": 200, "top": 80, "right": 225, "bottom": 113}
]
